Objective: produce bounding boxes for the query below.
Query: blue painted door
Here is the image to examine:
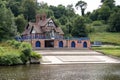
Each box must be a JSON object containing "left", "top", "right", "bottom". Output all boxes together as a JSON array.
[
  {"left": 59, "top": 41, "right": 63, "bottom": 47},
  {"left": 83, "top": 42, "right": 87, "bottom": 48},
  {"left": 71, "top": 41, "right": 75, "bottom": 48},
  {"left": 36, "top": 41, "right": 41, "bottom": 47}
]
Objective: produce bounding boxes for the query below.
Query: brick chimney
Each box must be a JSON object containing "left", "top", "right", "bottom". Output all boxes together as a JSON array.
[
  {"left": 36, "top": 14, "right": 40, "bottom": 23},
  {"left": 42, "top": 13, "right": 46, "bottom": 21}
]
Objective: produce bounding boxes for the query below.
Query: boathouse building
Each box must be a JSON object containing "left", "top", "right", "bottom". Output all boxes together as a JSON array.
[{"left": 21, "top": 14, "right": 91, "bottom": 49}]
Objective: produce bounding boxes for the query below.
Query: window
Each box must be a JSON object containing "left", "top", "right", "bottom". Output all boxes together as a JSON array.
[{"left": 48, "top": 20, "right": 54, "bottom": 27}]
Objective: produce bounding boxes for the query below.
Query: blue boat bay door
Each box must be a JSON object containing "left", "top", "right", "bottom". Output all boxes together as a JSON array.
[
  {"left": 36, "top": 41, "right": 41, "bottom": 47},
  {"left": 59, "top": 41, "right": 63, "bottom": 47},
  {"left": 71, "top": 41, "right": 75, "bottom": 48},
  {"left": 83, "top": 42, "right": 87, "bottom": 48}
]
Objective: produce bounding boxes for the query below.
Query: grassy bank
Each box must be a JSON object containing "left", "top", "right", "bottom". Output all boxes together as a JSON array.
[
  {"left": 92, "top": 46, "right": 120, "bottom": 57},
  {"left": 89, "top": 32, "right": 120, "bottom": 45}
]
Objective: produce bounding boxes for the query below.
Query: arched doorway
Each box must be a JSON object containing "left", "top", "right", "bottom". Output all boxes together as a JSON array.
[
  {"left": 71, "top": 41, "right": 76, "bottom": 48},
  {"left": 83, "top": 42, "right": 87, "bottom": 48},
  {"left": 36, "top": 41, "right": 41, "bottom": 47},
  {"left": 59, "top": 41, "right": 63, "bottom": 47}
]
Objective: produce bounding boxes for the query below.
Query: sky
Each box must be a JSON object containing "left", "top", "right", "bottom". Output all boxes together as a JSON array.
[{"left": 37, "top": 0, "right": 120, "bottom": 15}]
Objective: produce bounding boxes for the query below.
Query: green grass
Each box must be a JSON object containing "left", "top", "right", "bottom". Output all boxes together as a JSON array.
[
  {"left": 89, "top": 32, "right": 120, "bottom": 45},
  {"left": 92, "top": 47, "right": 120, "bottom": 57}
]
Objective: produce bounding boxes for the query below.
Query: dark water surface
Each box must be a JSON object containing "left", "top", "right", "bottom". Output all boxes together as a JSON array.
[{"left": 0, "top": 64, "right": 120, "bottom": 80}]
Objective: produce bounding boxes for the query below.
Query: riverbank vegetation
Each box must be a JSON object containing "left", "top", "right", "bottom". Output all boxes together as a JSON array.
[
  {"left": 89, "top": 32, "right": 120, "bottom": 45},
  {"left": 0, "top": 40, "right": 42, "bottom": 66},
  {"left": 92, "top": 46, "right": 120, "bottom": 57}
]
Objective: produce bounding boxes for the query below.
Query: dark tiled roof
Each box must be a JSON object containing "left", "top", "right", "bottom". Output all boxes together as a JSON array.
[{"left": 22, "top": 18, "right": 64, "bottom": 35}]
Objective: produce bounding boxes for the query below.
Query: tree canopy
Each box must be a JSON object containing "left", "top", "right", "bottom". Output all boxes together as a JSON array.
[
  {"left": 0, "top": 0, "right": 120, "bottom": 41},
  {"left": 0, "top": 1, "right": 17, "bottom": 41},
  {"left": 75, "top": 0, "right": 87, "bottom": 16}
]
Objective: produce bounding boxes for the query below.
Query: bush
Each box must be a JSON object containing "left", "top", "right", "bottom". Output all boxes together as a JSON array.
[
  {"left": 7, "top": 40, "right": 32, "bottom": 64},
  {"left": 19, "top": 42, "right": 32, "bottom": 52},
  {"left": 0, "top": 40, "right": 42, "bottom": 65},
  {"left": 0, "top": 47, "right": 4, "bottom": 53},
  {"left": 31, "top": 52, "right": 42, "bottom": 59},
  {"left": 86, "top": 24, "right": 95, "bottom": 33},
  {"left": 19, "top": 42, "right": 32, "bottom": 64},
  {"left": 20, "top": 53, "right": 29, "bottom": 64},
  {"left": 92, "top": 21, "right": 103, "bottom": 26},
  {"left": 7, "top": 40, "right": 21, "bottom": 49},
  {"left": 0, "top": 52, "right": 22, "bottom": 65}
]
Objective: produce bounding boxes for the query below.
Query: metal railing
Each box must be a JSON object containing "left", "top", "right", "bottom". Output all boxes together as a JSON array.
[{"left": 15, "top": 36, "right": 64, "bottom": 41}]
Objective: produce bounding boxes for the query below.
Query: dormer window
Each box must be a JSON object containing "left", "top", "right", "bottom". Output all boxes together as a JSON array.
[
  {"left": 32, "top": 29, "right": 36, "bottom": 33},
  {"left": 49, "top": 22, "right": 53, "bottom": 26},
  {"left": 48, "top": 20, "right": 54, "bottom": 27}
]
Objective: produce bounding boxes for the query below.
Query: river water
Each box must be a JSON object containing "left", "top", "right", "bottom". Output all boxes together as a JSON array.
[{"left": 0, "top": 64, "right": 120, "bottom": 80}]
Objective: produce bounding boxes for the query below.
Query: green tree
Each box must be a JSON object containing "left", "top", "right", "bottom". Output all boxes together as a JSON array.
[
  {"left": 66, "top": 4, "right": 75, "bottom": 17},
  {"left": 101, "top": 0, "right": 115, "bottom": 9},
  {"left": 37, "top": 9, "right": 54, "bottom": 18},
  {"left": 22, "top": 0, "right": 36, "bottom": 21},
  {"left": 38, "top": 1, "right": 48, "bottom": 9},
  {"left": 65, "top": 22, "right": 73, "bottom": 34},
  {"left": 108, "top": 10, "right": 120, "bottom": 32},
  {"left": 15, "top": 14, "right": 27, "bottom": 33},
  {"left": 72, "top": 16, "right": 87, "bottom": 37},
  {"left": 75, "top": 0, "right": 87, "bottom": 16},
  {"left": 90, "top": 10, "right": 99, "bottom": 21},
  {"left": 49, "top": 5, "right": 66, "bottom": 19},
  {"left": 6, "top": 0, "right": 22, "bottom": 17},
  {"left": 59, "top": 15, "right": 68, "bottom": 25},
  {"left": 0, "top": 1, "right": 17, "bottom": 41},
  {"left": 98, "top": 6, "right": 111, "bottom": 22}
]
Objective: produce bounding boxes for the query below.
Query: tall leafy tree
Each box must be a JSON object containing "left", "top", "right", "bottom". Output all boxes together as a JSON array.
[
  {"left": 101, "top": 0, "right": 115, "bottom": 9},
  {"left": 108, "top": 10, "right": 120, "bottom": 32},
  {"left": 38, "top": 1, "right": 48, "bottom": 9},
  {"left": 72, "top": 16, "right": 87, "bottom": 37},
  {"left": 6, "top": 0, "right": 22, "bottom": 17},
  {"left": 49, "top": 5, "right": 66, "bottom": 19},
  {"left": 15, "top": 14, "right": 27, "bottom": 33},
  {"left": 75, "top": 0, "right": 87, "bottom": 16},
  {"left": 0, "top": 1, "right": 17, "bottom": 41},
  {"left": 90, "top": 10, "right": 99, "bottom": 21},
  {"left": 66, "top": 4, "right": 75, "bottom": 17},
  {"left": 59, "top": 15, "right": 68, "bottom": 25},
  {"left": 98, "top": 6, "right": 111, "bottom": 21},
  {"left": 22, "top": 0, "right": 36, "bottom": 21}
]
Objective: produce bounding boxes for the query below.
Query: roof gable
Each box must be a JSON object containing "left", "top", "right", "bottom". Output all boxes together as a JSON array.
[{"left": 22, "top": 14, "right": 64, "bottom": 35}]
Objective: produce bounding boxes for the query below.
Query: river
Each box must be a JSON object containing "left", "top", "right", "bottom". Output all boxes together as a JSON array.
[{"left": 0, "top": 64, "right": 120, "bottom": 80}]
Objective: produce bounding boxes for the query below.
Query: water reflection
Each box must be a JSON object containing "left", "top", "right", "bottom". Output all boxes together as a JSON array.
[{"left": 0, "top": 64, "right": 120, "bottom": 80}]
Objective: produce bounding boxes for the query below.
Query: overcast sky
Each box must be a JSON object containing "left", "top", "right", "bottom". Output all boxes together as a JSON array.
[{"left": 37, "top": 0, "right": 120, "bottom": 14}]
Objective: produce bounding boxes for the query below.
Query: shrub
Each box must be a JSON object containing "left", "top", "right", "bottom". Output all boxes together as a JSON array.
[
  {"left": 86, "top": 25, "right": 95, "bottom": 33},
  {"left": 19, "top": 42, "right": 32, "bottom": 64},
  {"left": 0, "top": 40, "right": 42, "bottom": 65},
  {"left": 92, "top": 21, "right": 103, "bottom": 26},
  {"left": 31, "top": 52, "right": 42, "bottom": 59},
  {"left": 20, "top": 53, "right": 29, "bottom": 64},
  {"left": 0, "top": 51, "right": 22, "bottom": 66},
  {"left": 0, "top": 47, "right": 4, "bottom": 53},
  {"left": 7, "top": 40, "right": 21, "bottom": 49},
  {"left": 19, "top": 42, "right": 32, "bottom": 56}
]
